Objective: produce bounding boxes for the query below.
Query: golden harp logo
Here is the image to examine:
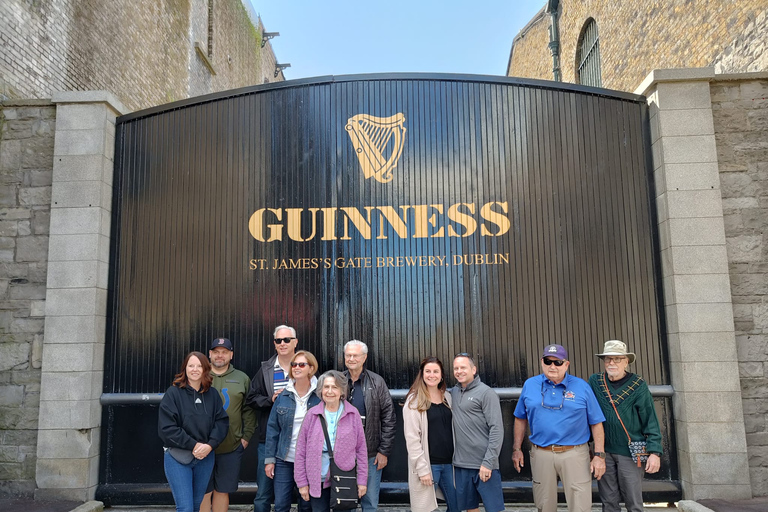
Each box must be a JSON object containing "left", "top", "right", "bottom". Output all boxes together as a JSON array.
[{"left": 345, "top": 113, "right": 406, "bottom": 183}]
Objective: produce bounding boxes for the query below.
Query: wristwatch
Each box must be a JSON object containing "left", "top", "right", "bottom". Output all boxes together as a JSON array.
[{"left": 593, "top": 451, "right": 606, "bottom": 459}]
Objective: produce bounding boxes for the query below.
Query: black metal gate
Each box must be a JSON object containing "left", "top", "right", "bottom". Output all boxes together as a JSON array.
[{"left": 98, "top": 74, "right": 678, "bottom": 504}]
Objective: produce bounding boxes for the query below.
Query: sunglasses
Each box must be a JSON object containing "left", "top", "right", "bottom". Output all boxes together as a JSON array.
[
  {"left": 274, "top": 337, "right": 295, "bottom": 344},
  {"left": 542, "top": 359, "right": 566, "bottom": 366},
  {"left": 541, "top": 381, "right": 565, "bottom": 410},
  {"left": 290, "top": 362, "right": 309, "bottom": 368}
]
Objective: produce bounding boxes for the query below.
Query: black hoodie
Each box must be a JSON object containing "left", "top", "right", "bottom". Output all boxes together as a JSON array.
[{"left": 158, "top": 384, "right": 229, "bottom": 450}]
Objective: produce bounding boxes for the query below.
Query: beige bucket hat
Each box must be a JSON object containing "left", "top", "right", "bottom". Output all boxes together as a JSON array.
[{"left": 596, "top": 340, "right": 636, "bottom": 364}]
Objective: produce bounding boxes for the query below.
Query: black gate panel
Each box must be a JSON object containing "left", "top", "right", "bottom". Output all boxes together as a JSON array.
[{"left": 100, "top": 74, "right": 674, "bottom": 503}]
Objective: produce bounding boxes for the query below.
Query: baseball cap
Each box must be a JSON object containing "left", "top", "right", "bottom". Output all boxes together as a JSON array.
[
  {"left": 210, "top": 338, "right": 233, "bottom": 351},
  {"left": 541, "top": 344, "right": 568, "bottom": 360}
]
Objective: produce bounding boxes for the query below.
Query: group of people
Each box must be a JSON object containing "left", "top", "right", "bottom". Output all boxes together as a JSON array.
[{"left": 158, "top": 324, "right": 662, "bottom": 512}]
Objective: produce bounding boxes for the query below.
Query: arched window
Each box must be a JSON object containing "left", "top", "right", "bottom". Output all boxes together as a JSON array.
[{"left": 576, "top": 18, "right": 601, "bottom": 87}]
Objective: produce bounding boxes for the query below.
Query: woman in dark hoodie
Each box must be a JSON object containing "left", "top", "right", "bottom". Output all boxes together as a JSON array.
[{"left": 159, "top": 351, "right": 229, "bottom": 512}]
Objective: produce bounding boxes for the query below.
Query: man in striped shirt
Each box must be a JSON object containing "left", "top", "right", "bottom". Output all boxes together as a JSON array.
[{"left": 247, "top": 325, "right": 299, "bottom": 512}]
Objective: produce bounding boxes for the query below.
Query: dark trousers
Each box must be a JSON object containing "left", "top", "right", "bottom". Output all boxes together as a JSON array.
[
  {"left": 273, "top": 459, "right": 311, "bottom": 512},
  {"left": 310, "top": 486, "right": 331, "bottom": 512},
  {"left": 598, "top": 452, "right": 645, "bottom": 512},
  {"left": 253, "top": 443, "right": 274, "bottom": 512}
]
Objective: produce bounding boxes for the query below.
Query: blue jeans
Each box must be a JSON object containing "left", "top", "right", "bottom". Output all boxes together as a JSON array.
[
  {"left": 164, "top": 450, "right": 215, "bottom": 512},
  {"left": 274, "top": 459, "right": 311, "bottom": 512},
  {"left": 431, "top": 463, "right": 459, "bottom": 512},
  {"left": 361, "top": 456, "right": 382, "bottom": 512},
  {"left": 253, "top": 443, "right": 275, "bottom": 512}
]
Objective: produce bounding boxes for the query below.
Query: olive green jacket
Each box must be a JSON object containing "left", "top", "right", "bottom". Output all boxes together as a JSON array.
[{"left": 211, "top": 365, "right": 257, "bottom": 454}]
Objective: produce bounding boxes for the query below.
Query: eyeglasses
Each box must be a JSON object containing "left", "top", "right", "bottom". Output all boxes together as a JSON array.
[
  {"left": 603, "top": 357, "right": 627, "bottom": 364},
  {"left": 274, "top": 337, "right": 295, "bottom": 344},
  {"left": 290, "top": 362, "right": 309, "bottom": 368},
  {"left": 541, "top": 381, "right": 565, "bottom": 410},
  {"left": 542, "top": 358, "right": 566, "bottom": 366}
]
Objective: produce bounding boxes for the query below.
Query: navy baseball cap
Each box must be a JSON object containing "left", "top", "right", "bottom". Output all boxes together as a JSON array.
[
  {"left": 541, "top": 344, "right": 568, "bottom": 360},
  {"left": 210, "top": 338, "right": 233, "bottom": 351}
]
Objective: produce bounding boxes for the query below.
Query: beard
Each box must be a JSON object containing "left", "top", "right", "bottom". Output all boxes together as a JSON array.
[{"left": 211, "top": 359, "right": 229, "bottom": 369}]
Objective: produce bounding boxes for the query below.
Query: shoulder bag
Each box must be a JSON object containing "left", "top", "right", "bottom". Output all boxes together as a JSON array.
[
  {"left": 602, "top": 373, "right": 649, "bottom": 467},
  {"left": 319, "top": 415, "right": 359, "bottom": 510}
]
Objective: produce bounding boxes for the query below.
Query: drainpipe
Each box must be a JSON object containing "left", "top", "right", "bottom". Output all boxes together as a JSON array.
[{"left": 546, "top": 0, "right": 562, "bottom": 82}]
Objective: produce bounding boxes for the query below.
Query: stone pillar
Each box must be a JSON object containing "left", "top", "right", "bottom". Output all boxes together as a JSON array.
[
  {"left": 35, "top": 91, "right": 126, "bottom": 501},
  {"left": 636, "top": 68, "right": 752, "bottom": 499}
]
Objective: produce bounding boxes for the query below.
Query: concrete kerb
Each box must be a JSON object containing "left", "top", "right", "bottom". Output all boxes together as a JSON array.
[
  {"left": 69, "top": 502, "right": 103, "bottom": 512},
  {"left": 90, "top": 507, "right": 679, "bottom": 512},
  {"left": 677, "top": 501, "right": 715, "bottom": 512}
]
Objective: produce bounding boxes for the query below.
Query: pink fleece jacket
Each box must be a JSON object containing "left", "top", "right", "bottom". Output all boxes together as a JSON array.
[{"left": 294, "top": 401, "right": 368, "bottom": 498}]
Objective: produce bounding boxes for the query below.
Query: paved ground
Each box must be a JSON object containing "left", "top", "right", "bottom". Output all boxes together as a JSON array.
[
  {"left": 698, "top": 496, "right": 768, "bottom": 512},
  {"left": 0, "top": 502, "right": 678, "bottom": 512},
  {"left": 0, "top": 499, "right": 81, "bottom": 512},
  {"left": 105, "top": 506, "right": 675, "bottom": 512}
]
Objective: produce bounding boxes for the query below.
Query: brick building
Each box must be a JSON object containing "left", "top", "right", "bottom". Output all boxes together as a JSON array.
[
  {"left": 0, "top": 0, "right": 283, "bottom": 498},
  {"left": 0, "top": 0, "right": 285, "bottom": 111},
  {"left": 510, "top": 0, "right": 768, "bottom": 500},
  {"left": 507, "top": 0, "right": 767, "bottom": 92}
]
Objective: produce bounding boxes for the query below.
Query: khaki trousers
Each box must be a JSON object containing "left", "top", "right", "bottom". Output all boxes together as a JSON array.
[{"left": 530, "top": 443, "right": 592, "bottom": 512}]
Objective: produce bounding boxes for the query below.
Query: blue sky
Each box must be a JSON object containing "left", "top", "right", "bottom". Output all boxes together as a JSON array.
[{"left": 250, "top": 1, "right": 546, "bottom": 79}]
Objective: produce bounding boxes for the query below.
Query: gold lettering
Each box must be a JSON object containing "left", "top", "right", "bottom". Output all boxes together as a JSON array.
[
  {"left": 340, "top": 207, "right": 372, "bottom": 240},
  {"left": 413, "top": 204, "right": 444, "bottom": 238},
  {"left": 480, "top": 202, "right": 511, "bottom": 236},
  {"left": 286, "top": 208, "right": 321, "bottom": 242},
  {"left": 447, "top": 203, "right": 477, "bottom": 237},
  {"left": 375, "top": 206, "right": 410, "bottom": 239},
  {"left": 248, "top": 208, "right": 283, "bottom": 242},
  {"left": 321, "top": 208, "right": 338, "bottom": 241},
  {"left": 249, "top": 200, "right": 512, "bottom": 242}
]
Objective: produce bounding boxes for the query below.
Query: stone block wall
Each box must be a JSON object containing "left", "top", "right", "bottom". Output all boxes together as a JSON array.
[
  {"left": 0, "top": 0, "right": 280, "bottom": 112},
  {"left": 0, "top": 100, "right": 54, "bottom": 497},
  {"left": 712, "top": 75, "right": 768, "bottom": 496},
  {"left": 508, "top": 0, "right": 767, "bottom": 93}
]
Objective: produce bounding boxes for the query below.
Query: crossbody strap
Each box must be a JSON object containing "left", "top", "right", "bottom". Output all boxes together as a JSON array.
[
  {"left": 318, "top": 415, "right": 335, "bottom": 458},
  {"left": 602, "top": 372, "right": 632, "bottom": 444}
]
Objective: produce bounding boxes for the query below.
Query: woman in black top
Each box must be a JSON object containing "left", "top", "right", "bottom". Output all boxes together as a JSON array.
[
  {"left": 158, "top": 351, "right": 229, "bottom": 512},
  {"left": 403, "top": 357, "right": 458, "bottom": 512}
]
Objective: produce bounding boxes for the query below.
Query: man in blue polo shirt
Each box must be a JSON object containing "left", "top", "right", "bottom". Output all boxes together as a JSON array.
[{"left": 512, "top": 344, "right": 606, "bottom": 512}]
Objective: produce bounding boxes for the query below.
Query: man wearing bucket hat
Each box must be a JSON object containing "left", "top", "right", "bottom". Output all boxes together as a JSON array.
[
  {"left": 588, "top": 340, "right": 662, "bottom": 512},
  {"left": 512, "top": 344, "right": 607, "bottom": 512}
]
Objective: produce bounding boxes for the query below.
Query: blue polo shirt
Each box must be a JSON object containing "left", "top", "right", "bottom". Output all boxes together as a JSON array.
[{"left": 513, "top": 373, "right": 605, "bottom": 447}]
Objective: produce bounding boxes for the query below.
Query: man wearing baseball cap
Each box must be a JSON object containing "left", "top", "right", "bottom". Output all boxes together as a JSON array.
[
  {"left": 201, "top": 338, "right": 256, "bottom": 512},
  {"left": 511, "top": 344, "right": 606, "bottom": 512}
]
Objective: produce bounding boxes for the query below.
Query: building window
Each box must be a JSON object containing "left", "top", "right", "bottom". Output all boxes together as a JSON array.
[{"left": 576, "top": 18, "right": 601, "bottom": 87}]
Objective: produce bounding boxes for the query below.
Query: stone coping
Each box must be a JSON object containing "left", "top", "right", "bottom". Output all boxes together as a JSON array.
[
  {"left": 635, "top": 67, "right": 768, "bottom": 97},
  {"left": 0, "top": 98, "right": 54, "bottom": 106},
  {"left": 51, "top": 91, "right": 129, "bottom": 116}
]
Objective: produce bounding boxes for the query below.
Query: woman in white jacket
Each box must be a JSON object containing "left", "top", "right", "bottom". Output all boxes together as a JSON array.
[{"left": 403, "top": 357, "right": 458, "bottom": 512}]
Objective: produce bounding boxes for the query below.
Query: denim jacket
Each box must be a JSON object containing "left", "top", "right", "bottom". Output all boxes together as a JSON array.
[{"left": 264, "top": 378, "right": 321, "bottom": 463}]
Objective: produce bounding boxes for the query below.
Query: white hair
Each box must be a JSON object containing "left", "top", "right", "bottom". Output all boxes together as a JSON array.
[
  {"left": 273, "top": 325, "right": 297, "bottom": 338},
  {"left": 344, "top": 339, "right": 368, "bottom": 354},
  {"left": 316, "top": 370, "right": 349, "bottom": 401}
]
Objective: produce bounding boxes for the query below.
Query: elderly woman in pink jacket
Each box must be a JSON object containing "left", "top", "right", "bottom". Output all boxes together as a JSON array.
[{"left": 295, "top": 370, "right": 368, "bottom": 512}]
